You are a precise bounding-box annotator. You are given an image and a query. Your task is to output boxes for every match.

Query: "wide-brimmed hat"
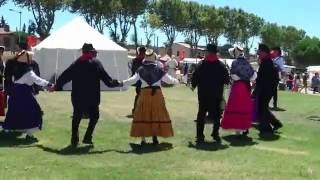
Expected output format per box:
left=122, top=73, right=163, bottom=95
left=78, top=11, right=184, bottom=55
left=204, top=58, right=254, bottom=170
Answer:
left=16, top=50, right=33, bottom=63
left=258, top=44, right=270, bottom=53
left=144, top=49, right=156, bottom=61
left=205, top=44, right=218, bottom=53
left=81, top=43, right=96, bottom=53
left=228, top=46, right=244, bottom=58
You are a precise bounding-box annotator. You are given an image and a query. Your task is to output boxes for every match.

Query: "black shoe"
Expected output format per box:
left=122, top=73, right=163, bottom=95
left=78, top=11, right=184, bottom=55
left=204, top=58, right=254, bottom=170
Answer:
left=25, top=135, right=38, bottom=143
left=242, top=130, right=249, bottom=136
left=82, top=137, right=93, bottom=145
left=273, top=122, right=283, bottom=131
left=213, top=135, right=221, bottom=143
left=195, top=138, right=204, bottom=145
left=152, top=136, right=159, bottom=145
left=140, top=140, right=147, bottom=146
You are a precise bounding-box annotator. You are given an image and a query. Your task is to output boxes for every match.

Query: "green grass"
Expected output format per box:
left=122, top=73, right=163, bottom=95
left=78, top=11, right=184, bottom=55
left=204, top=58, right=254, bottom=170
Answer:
left=0, top=85, right=319, bottom=180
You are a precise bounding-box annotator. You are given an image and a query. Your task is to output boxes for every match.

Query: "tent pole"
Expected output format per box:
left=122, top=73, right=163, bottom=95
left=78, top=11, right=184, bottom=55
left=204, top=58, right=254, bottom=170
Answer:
left=112, top=51, right=122, bottom=92
left=54, top=49, right=59, bottom=84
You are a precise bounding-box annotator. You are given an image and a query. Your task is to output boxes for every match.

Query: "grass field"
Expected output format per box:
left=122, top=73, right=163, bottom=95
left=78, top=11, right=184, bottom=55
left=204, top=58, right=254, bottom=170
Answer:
left=0, top=85, right=319, bottom=180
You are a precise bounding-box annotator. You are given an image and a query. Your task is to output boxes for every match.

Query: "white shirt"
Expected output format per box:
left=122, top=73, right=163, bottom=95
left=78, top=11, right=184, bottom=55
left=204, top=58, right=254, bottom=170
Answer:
left=166, top=59, right=178, bottom=69
left=15, top=70, right=49, bottom=87
left=123, top=73, right=179, bottom=88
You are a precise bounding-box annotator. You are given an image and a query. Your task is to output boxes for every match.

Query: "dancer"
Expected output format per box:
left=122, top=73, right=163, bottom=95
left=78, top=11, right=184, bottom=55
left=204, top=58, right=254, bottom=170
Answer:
left=192, top=44, right=229, bottom=143
left=221, top=46, right=256, bottom=135
left=55, top=43, right=120, bottom=146
left=2, top=49, right=53, bottom=142
left=254, top=44, right=283, bottom=135
left=122, top=49, right=178, bottom=145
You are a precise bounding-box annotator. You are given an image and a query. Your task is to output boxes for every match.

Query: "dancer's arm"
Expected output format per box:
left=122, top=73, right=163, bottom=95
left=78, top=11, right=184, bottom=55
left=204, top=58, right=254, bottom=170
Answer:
left=122, top=73, right=140, bottom=86
left=162, top=73, right=179, bottom=85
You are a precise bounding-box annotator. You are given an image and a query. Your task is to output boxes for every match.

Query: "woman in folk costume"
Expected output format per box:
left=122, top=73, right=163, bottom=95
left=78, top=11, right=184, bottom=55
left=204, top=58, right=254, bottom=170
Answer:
left=122, top=49, right=179, bottom=145
left=221, top=46, right=257, bottom=135
left=2, top=50, right=53, bottom=142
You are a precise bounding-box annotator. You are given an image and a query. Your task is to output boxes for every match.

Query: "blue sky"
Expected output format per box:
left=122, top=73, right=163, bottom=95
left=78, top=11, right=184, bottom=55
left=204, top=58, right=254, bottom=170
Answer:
left=1, top=0, right=319, bottom=47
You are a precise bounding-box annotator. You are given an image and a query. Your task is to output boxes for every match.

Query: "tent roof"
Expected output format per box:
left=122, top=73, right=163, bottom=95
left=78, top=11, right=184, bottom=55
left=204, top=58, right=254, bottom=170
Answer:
left=34, top=17, right=126, bottom=51
left=307, top=66, right=320, bottom=72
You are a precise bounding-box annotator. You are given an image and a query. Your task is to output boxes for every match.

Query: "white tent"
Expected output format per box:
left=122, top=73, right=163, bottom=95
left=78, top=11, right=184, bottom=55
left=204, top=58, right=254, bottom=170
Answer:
left=33, top=17, right=129, bottom=90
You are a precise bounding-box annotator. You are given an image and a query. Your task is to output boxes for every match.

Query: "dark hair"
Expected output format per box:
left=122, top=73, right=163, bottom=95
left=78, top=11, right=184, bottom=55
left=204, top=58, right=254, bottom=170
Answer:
left=271, top=47, right=282, bottom=55
left=138, top=46, right=146, bottom=53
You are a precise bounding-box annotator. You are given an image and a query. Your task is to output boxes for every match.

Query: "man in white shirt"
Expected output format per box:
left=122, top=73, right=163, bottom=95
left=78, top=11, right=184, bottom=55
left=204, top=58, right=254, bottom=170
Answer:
left=270, top=47, right=285, bottom=110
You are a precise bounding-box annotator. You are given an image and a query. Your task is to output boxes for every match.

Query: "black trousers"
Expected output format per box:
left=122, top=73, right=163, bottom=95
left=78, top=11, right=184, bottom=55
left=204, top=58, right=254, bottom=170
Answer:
left=271, top=82, right=279, bottom=108
left=196, top=99, right=222, bottom=140
left=257, top=93, right=280, bottom=132
left=72, top=106, right=100, bottom=140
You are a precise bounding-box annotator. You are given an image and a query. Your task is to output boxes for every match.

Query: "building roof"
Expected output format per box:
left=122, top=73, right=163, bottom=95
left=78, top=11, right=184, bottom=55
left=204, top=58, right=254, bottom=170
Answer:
left=0, top=28, right=14, bottom=35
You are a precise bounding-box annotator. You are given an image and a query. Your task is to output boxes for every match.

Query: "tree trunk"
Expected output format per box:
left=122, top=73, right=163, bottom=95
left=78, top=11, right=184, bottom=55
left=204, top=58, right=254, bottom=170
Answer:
left=133, top=21, right=138, bottom=55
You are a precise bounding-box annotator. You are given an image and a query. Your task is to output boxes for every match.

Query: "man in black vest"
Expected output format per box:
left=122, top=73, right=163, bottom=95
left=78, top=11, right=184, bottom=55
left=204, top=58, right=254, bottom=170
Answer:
left=192, top=44, right=229, bottom=144
left=254, top=44, right=283, bottom=135
left=55, top=43, right=120, bottom=146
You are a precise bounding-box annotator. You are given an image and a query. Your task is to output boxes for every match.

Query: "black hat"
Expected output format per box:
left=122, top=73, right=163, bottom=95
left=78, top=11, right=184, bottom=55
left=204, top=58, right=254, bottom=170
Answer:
left=138, top=46, right=146, bottom=53
left=258, top=44, right=270, bottom=53
left=206, top=44, right=218, bottom=53
left=0, top=46, right=4, bottom=51
left=18, top=42, right=29, bottom=50
left=82, top=43, right=96, bottom=53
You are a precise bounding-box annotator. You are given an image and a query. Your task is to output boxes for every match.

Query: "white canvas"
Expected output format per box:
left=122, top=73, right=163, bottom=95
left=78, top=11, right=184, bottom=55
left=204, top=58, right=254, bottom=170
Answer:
left=33, top=17, right=129, bottom=90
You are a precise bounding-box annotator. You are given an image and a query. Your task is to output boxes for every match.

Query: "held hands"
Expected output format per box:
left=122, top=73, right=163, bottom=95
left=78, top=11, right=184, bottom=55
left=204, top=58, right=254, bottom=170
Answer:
left=47, top=84, right=56, bottom=92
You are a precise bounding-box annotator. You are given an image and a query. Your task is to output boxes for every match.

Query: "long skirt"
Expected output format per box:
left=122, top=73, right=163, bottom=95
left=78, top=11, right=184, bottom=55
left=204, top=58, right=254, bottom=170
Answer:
left=221, top=81, right=253, bottom=131
left=131, top=88, right=174, bottom=137
left=2, top=84, right=43, bottom=132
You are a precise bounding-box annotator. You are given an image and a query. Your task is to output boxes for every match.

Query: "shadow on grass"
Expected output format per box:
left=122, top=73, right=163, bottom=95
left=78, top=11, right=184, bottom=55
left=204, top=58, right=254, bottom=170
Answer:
left=269, top=107, right=286, bottom=111
left=223, top=135, right=258, bottom=147
left=117, top=142, right=173, bottom=154
left=37, top=144, right=115, bottom=155
left=258, top=133, right=280, bottom=141
left=188, top=141, right=228, bottom=151
left=307, top=115, right=320, bottom=122
left=0, top=131, right=37, bottom=148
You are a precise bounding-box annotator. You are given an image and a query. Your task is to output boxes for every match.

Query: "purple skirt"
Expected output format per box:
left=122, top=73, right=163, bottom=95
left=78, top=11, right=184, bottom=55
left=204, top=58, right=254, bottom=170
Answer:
left=2, top=84, right=43, bottom=131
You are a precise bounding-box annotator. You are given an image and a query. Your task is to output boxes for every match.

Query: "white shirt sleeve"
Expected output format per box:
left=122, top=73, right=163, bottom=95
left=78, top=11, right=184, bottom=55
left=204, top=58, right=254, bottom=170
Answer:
left=231, top=74, right=241, bottom=81
left=123, top=73, right=140, bottom=86
left=250, top=72, right=257, bottom=81
left=161, top=73, right=179, bottom=84
left=29, top=71, right=49, bottom=87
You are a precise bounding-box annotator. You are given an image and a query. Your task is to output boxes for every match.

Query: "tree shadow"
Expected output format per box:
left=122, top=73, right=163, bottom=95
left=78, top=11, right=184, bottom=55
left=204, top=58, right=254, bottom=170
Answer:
left=187, top=141, right=229, bottom=151
left=36, top=144, right=115, bottom=156
left=223, top=135, right=258, bottom=147
left=258, top=133, right=280, bottom=141
left=0, top=131, right=37, bottom=148
left=117, top=142, right=173, bottom=154
left=307, top=115, right=320, bottom=122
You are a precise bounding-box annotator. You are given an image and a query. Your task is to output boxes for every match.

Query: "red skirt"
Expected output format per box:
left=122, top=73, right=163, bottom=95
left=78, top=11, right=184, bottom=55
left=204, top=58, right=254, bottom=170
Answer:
left=221, top=81, right=253, bottom=131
